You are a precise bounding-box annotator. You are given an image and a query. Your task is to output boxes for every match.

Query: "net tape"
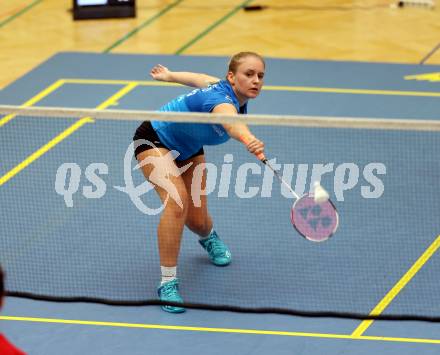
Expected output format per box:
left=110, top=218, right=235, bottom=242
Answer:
left=1, top=104, right=440, bottom=130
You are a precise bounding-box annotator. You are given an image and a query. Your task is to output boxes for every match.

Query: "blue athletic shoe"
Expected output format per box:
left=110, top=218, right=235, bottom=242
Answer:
left=199, top=231, right=232, bottom=266
left=157, top=279, right=185, bottom=313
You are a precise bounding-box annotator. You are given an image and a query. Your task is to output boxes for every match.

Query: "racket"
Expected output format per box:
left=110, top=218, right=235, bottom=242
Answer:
left=241, top=137, right=339, bottom=242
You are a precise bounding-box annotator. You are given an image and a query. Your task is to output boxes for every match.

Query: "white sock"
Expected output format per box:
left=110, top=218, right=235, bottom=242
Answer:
left=199, top=228, right=214, bottom=241
left=160, top=266, right=177, bottom=285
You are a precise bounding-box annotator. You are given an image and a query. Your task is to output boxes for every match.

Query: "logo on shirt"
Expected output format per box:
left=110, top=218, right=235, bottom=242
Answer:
left=224, top=95, right=233, bottom=102
left=211, top=124, right=225, bottom=137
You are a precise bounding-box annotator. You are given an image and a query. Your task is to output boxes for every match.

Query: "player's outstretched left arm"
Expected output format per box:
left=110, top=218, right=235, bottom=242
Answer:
left=150, top=64, right=220, bottom=88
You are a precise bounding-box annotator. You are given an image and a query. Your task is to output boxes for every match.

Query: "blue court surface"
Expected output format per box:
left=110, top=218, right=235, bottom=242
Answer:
left=1, top=52, right=440, bottom=354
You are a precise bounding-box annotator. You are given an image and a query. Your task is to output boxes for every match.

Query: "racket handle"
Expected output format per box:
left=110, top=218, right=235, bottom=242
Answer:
left=238, top=135, right=266, bottom=161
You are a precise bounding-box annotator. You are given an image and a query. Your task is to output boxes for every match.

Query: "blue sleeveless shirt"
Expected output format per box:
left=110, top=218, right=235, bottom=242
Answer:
left=151, top=80, right=247, bottom=161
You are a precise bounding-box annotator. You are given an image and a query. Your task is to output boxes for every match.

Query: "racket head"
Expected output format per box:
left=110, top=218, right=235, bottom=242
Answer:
left=290, top=194, right=339, bottom=242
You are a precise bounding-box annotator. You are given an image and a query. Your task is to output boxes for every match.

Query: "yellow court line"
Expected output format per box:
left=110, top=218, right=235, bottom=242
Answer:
left=1, top=316, right=439, bottom=344
left=61, top=78, right=440, bottom=98
left=0, top=82, right=138, bottom=186
left=264, top=85, right=440, bottom=97
left=405, top=73, right=440, bottom=82
left=0, top=79, right=65, bottom=127
left=93, top=82, right=138, bottom=110
left=0, top=117, right=92, bottom=186
left=64, top=78, right=182, bottom=87
left=352, top=235, right=440, bottom=337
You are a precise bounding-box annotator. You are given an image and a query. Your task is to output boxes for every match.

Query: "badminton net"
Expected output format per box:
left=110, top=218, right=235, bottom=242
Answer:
left=1, top=105, right=440, bottom=321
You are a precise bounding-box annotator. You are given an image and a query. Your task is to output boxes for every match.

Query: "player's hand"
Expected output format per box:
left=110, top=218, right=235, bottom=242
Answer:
left=150, top=64, right=172, bottom=82
left=245, top=136, right=265, bottom=159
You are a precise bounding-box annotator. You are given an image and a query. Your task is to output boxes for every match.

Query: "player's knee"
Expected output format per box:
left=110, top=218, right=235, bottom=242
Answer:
left=168, top=190, right=189, bottom=220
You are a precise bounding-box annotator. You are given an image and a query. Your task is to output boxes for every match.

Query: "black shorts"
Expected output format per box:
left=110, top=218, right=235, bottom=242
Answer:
left=133, top=121, right=204, bottom=160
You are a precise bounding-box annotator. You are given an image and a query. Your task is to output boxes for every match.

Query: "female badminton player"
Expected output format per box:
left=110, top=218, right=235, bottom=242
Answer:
left=133, top=52, right=266, bottom=313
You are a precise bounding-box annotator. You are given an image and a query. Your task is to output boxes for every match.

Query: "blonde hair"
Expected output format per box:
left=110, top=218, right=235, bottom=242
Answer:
left=227, top=52, right=265, bottom=74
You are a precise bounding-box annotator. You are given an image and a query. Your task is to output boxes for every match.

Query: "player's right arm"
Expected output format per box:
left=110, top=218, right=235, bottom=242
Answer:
left=212, top=103, right=265, bottom=157
left=150, top=64, right=220, bottom=88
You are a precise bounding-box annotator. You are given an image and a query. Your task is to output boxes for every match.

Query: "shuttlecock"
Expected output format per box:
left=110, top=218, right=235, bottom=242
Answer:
left=313, top=181, right=329, bottom=203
